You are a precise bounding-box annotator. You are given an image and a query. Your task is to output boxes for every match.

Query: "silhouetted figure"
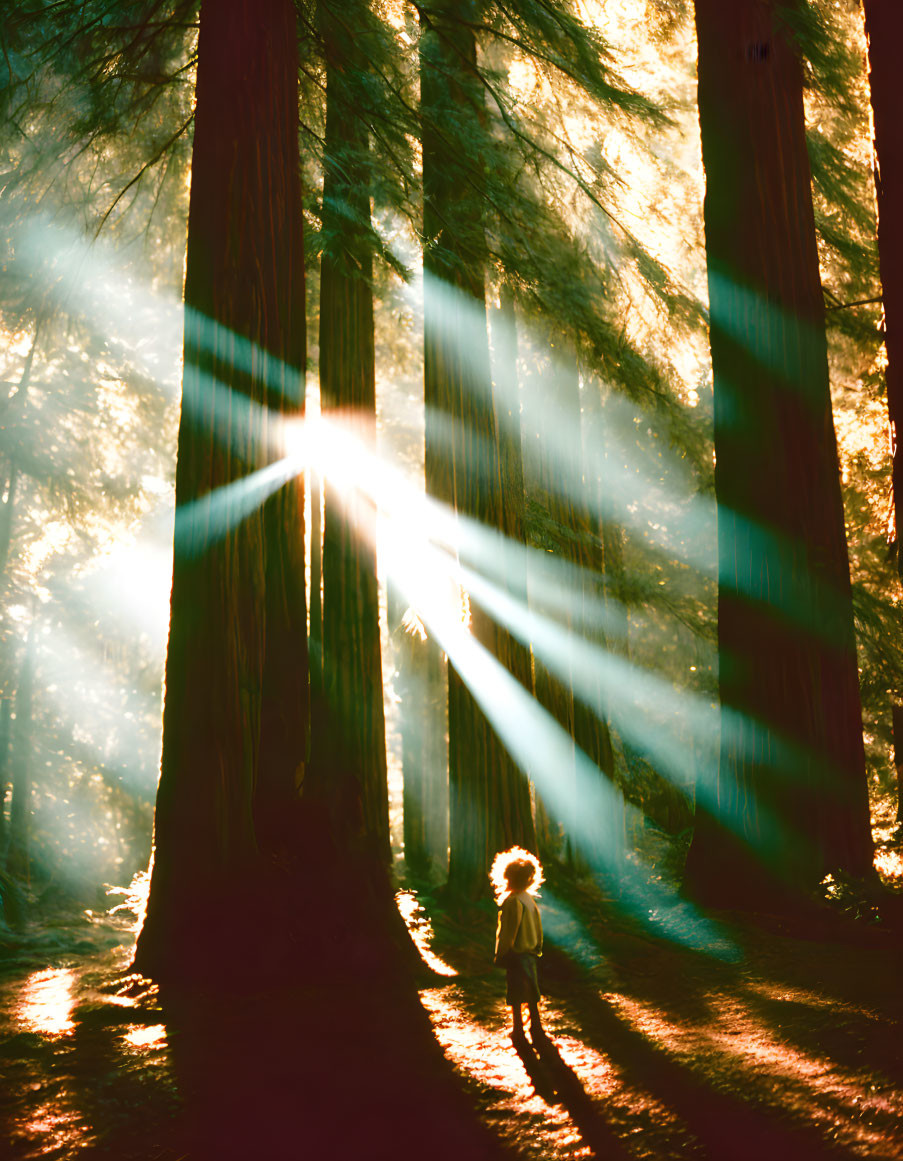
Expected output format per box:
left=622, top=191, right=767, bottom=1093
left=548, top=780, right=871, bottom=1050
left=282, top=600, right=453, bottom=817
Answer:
left=491, top=847, right=548, bottom=1046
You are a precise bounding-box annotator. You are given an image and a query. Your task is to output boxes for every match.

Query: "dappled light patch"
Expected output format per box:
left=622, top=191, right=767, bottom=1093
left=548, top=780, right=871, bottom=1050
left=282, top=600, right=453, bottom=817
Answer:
left=14, top=1101, right=91, bottom=1157
left=421, top=984, right=540, bottom=1102
left=0, top=908, right=900, bottom=1160
left=420, top=983, right=598, bottom=1159
left=419, top=981, right=692, bottom=1159
left=15, top=968, right=77, bottom=1037
left=123, top=1022, right=167, bottom=1051
left=873, top=847, right=903, bottom=883
left=743, top=978, right=886, bottom=1024
left=603, top=987, right=903, bottom=1155
left=395, top=890, right=457, bottom=976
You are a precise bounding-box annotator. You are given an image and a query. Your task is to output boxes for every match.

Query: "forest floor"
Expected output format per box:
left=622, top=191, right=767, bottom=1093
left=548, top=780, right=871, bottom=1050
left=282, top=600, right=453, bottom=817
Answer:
left=1, top=850, right=902, bottom=1161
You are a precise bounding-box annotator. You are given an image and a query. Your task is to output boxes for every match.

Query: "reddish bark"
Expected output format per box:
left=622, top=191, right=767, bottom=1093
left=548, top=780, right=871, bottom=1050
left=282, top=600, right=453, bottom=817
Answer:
left=684, top=0, right=873, bottom=905
left=135, top=0, right=308, bottom=980
left=862, top=0, right=903, bottom=576
left=316, top=0, right=389, bottom=862
left=862, top=0, right=903, bottom=826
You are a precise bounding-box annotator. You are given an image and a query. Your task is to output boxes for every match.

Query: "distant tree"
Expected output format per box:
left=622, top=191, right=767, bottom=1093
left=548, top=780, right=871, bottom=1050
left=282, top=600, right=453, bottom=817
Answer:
left=521, top=335, right=617, bottom=868
left=420, top=3, right=535, bottom=898
left=135, top=0, right=308, bottom=980
left=6, top=624, right=35, bottom=879
left=489, top=283, right=534, bottom=755
left=0, top=697, right=11, bottom=852
left=393, top=580, right=449, bottom=874
left=0, top=325, right=41, bottom=588
left=684, top=0, right=874, bottom=905
left=521, top=339, right=579, bottom=858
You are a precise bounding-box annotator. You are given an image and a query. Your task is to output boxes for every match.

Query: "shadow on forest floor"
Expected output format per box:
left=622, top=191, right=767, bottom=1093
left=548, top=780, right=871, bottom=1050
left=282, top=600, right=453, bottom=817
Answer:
left=0, top=888, right=902, bottom=1161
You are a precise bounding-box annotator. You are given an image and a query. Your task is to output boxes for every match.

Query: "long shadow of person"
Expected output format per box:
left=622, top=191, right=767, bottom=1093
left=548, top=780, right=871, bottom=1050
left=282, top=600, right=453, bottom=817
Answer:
left=508, top=1029, right=558, bottom=1104
left=509, top=1029, right=633, bottom=1161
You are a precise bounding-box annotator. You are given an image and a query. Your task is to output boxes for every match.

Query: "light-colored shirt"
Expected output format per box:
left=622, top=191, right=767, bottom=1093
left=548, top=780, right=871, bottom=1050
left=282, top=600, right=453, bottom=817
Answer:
left=495, top=891, right=543, bottom=962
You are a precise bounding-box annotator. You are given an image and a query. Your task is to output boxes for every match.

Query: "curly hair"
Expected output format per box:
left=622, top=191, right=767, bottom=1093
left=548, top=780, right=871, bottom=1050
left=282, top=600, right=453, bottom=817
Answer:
left=489, top=846, right=544, bottom=904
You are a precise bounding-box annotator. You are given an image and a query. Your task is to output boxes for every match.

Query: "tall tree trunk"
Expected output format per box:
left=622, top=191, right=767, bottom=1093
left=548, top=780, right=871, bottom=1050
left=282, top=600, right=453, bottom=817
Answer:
left=573, top=376, right=619, bottom=873
left=135, top=0, right=308, bottom=982
left=7, top=625, right=35, bottom=880
left=583, top=378, right=631, bottom=878
left=892, top=701, right=903, bottom=827
left=684, top=0, right=874, bottom=907
left=0, top=696, right=10, bottom=854
left=488, top=285, right=538, bottom=851
left=521, top=340, right=576, bottom=862
left=523, top=339, right=617, bottom=868
left=490, top=286, right=534, bottom=717
left=862, top=1, right=903, bottom=578
left=393, top=579, right=449, bottom=874
left=0, top=322, right=40, bottom=587
left=421, top=8, right=535, bottom=897
left=309, top=466, right=323, bottom=689
left=316, top=0, right=389, bottom=863
left=862, top=1, right=903, bottom=827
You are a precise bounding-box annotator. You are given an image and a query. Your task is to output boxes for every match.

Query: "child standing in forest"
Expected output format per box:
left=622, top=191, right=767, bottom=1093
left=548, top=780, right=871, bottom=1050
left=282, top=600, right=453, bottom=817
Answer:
left=491, top=847, right=547, bottom=1046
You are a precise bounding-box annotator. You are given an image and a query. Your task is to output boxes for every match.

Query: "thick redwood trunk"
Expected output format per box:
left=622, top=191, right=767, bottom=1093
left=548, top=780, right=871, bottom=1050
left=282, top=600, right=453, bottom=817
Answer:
left=135, top=0, right=308, bottom=981
left=421, top=10, right=535, bottom=897
left=316, top=1, right=390, bottom=863
left=684, top=0, right=873, bottom=906
left=309, top=468, right=323, bottom=688
left=862, top=1, right=903, bottom=826
left=862, top=1, right=903, bottom=577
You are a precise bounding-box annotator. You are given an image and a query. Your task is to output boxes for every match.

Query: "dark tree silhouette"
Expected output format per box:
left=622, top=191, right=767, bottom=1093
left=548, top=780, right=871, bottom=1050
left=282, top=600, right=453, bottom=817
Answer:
left=863, top=0, right=903, bottom=570
left=6, top=624, right=35, bottom=879
left=862, top=0, right=903, bottom=824
left=135, top=0, right=308, bottom=981
left=316, top=0, right=390, bottom=862
left=684, top=0, right=874, bottom=905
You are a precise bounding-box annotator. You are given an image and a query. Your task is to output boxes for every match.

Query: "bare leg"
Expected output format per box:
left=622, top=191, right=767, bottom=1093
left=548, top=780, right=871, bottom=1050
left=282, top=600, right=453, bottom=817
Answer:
left=527, top=1002, right=547, bottom=1042
left=511, top=1003, right=526, bottom=1039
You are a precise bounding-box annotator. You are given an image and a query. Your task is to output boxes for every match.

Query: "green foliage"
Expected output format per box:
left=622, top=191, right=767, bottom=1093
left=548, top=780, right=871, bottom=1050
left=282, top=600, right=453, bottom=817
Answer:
left=0, top=0, right=191, bottom=896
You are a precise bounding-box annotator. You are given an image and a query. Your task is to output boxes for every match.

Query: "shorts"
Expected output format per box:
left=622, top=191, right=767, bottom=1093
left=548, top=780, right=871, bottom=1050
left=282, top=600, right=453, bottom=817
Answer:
left=505, top=952, right=541, bottom=1006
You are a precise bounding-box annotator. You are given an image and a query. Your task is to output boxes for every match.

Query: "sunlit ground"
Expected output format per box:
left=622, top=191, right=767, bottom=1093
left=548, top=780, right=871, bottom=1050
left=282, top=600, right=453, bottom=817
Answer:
left=389, top=881, right=903, bottom=1159
left=603, top=989, right=901, bottom=1153
left=16, top=968, right=77, bottom=1036
left=0, top=946, right=172, bottom=1161
left=123, top=1022, right=167, bottom=1050
left=414, top=970, right=902, bottom=1160
left=396, top=890, right=458, bottom=977
left=420, top=983, right=637, bottom=1161
left=0, top=900, right=900, bottom=1161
